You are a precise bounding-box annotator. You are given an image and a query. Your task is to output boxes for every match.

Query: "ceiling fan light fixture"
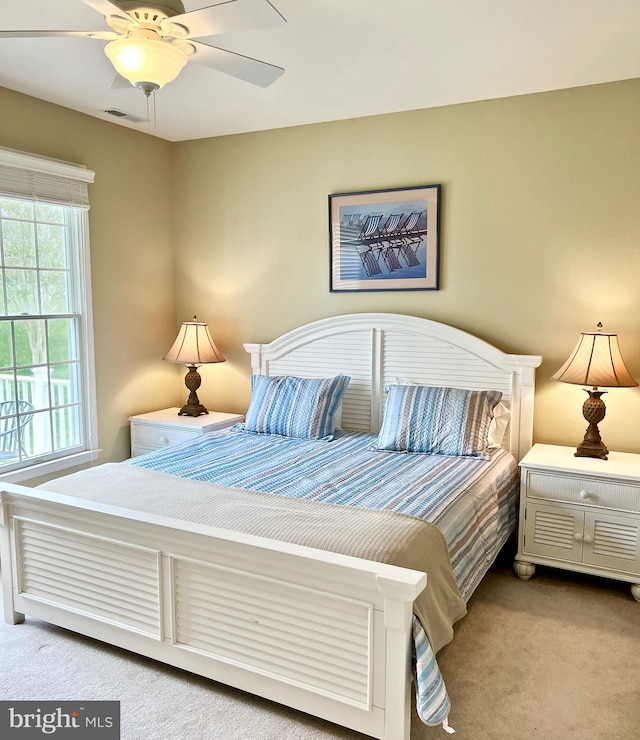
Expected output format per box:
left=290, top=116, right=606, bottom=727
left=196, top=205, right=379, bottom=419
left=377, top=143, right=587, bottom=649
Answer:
left=104, top=36, right=187, bottom=91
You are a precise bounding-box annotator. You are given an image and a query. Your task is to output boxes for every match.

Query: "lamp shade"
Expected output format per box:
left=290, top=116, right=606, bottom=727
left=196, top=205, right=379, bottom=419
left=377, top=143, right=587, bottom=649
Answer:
left=104, top=37, right=188, bottom=90
left=163, top=317, right=225, bottom=366
left=552, top=326, right=637, bottom=388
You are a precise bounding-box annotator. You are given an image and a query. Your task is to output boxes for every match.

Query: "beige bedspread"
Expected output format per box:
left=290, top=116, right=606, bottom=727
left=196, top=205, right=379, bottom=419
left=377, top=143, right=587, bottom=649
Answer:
left=40, top=462, right=467, bottom=652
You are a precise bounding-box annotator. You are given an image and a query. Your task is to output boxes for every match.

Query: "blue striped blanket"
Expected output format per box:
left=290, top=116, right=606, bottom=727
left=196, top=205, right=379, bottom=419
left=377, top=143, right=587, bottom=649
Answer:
left=129, top=427, right=518, bottom=729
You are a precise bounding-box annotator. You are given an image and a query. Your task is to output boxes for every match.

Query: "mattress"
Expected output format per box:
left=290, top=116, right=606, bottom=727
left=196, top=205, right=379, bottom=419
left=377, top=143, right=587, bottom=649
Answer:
left=129, top=427, right=519, bottom=602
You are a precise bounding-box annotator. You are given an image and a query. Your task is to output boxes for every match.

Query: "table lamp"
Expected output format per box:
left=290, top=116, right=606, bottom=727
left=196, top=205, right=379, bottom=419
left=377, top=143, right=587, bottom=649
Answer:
left=552, top=323, right=637, bottom=460
left=163, top=316, right=225, bottom=416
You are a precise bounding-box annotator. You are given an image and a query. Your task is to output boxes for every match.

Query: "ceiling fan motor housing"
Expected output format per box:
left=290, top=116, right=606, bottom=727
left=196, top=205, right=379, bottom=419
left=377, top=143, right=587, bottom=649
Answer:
left=110, top=0, right=186, bottom=21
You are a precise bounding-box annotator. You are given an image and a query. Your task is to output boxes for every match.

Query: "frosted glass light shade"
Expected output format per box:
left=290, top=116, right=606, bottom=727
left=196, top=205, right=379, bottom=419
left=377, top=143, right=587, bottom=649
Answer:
left=105, top=37, right=188, bottom=90
left=163, top=317, right=225, bottom=366
left=552, top=328, right=637, bottom=388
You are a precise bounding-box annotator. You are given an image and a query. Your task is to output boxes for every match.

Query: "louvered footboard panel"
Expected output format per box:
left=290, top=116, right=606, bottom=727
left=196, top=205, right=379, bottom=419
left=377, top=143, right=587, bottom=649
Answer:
left=172, top=556, right=374, bottom=709
left=14, top=517, right=162, bottom=637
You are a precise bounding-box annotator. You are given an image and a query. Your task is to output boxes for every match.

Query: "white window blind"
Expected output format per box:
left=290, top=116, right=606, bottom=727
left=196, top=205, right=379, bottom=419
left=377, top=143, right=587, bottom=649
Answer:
left=0, top=147, right=95, bottom=209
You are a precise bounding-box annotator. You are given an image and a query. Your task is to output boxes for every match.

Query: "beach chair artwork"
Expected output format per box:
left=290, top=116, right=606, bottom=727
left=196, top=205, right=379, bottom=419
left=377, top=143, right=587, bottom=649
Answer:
left=329, top=185, right=440, bottom=291
left=338, top=208, right=428, bottom=277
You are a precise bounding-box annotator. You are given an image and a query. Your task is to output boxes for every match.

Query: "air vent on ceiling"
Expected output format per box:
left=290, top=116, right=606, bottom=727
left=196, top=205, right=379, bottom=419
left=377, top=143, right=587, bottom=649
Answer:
left=103, top=109, right=148, bottom=124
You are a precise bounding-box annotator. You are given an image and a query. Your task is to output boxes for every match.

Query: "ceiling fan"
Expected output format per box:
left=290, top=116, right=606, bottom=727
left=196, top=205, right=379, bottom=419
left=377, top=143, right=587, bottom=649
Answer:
left=0, top=0, right=286, bottom=96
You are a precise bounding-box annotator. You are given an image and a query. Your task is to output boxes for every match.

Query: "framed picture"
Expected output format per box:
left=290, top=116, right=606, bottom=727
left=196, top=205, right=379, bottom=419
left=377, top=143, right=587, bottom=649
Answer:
left=329, top=184, right=440, bottom=292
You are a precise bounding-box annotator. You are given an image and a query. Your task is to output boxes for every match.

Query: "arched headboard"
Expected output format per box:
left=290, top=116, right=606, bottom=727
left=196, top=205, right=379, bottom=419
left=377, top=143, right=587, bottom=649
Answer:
left=244, top=313, right=542, bottom=460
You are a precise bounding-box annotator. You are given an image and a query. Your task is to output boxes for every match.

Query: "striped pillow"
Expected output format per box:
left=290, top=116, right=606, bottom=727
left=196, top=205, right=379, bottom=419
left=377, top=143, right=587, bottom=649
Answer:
left=244, top=374, right=350, bottom=440
left=374, top=384, right=502, bottom=457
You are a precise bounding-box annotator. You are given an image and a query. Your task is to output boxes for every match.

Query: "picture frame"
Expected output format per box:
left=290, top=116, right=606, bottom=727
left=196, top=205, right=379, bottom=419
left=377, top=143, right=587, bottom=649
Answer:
left=328, top=184, right=440, bottom=292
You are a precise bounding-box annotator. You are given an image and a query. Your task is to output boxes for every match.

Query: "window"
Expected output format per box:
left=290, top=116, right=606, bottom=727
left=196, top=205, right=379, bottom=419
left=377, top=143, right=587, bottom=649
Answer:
left=0, top=148, right=97, bottom=482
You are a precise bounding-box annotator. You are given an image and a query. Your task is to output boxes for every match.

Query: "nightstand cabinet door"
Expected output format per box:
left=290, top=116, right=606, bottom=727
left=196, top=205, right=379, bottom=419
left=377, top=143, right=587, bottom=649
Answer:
left=523, top=502, right=640, bottom=574
left=584, top=510, right=640, bottom=574
left=523, top=502, right=584, bottom=562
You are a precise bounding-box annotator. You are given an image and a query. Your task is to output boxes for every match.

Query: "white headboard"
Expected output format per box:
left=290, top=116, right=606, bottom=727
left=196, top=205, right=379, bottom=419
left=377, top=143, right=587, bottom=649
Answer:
left=244, top=313, right=542, bottom=460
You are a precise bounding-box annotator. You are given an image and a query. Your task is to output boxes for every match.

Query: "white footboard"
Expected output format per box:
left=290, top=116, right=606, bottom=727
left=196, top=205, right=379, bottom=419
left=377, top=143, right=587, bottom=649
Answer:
left=0, top=484, right=426, bottom=740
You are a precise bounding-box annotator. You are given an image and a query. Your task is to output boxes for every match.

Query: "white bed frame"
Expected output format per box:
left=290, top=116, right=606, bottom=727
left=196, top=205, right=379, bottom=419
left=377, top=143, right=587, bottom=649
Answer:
left=1, top=313, right=541, bottom=739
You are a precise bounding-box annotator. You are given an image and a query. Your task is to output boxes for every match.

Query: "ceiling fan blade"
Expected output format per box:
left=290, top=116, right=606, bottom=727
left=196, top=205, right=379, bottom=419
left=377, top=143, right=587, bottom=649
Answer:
left=81, top=0, right=129, bottom=20
left=173, top=0, right=286, bottom=39
left=0, top=29, right=116, bottom=39
left=189, top=39, right=284, bottom=87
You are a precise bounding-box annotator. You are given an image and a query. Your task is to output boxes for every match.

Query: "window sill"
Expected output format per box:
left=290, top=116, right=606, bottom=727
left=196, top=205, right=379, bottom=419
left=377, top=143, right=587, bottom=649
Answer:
left=0, top=449, right=102, bottom=484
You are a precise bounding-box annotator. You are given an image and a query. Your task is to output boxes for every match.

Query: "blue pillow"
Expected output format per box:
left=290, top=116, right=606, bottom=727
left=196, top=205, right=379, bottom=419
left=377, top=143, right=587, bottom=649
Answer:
left=244, top=374, right=350, bottom=440
left=374, top=384, right=502, bottom=457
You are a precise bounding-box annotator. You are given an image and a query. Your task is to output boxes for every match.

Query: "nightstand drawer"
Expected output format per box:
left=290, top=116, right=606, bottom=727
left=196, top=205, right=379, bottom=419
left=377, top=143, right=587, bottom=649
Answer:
left=132, top=424, right=197, bottom=449
left=526, top=471, right=640, bottom=513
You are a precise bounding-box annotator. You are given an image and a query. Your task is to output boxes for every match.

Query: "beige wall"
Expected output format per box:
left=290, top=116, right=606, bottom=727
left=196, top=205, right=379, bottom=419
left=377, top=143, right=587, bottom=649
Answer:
left=0, top=86, right=182, bottom=474
left=3, top=77, right=640, bottom=468
left=172, top=78, right=640, bottom=454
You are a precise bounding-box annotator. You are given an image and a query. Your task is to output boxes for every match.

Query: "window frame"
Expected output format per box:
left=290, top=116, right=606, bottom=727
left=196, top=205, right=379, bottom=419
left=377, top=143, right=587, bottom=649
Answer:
left=0, top=147, right=99, bottom=483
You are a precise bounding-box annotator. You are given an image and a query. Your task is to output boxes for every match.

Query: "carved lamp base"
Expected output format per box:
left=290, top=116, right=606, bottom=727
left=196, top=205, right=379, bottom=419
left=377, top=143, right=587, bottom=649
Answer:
left=177, top=365, right=209, bottom=417
left=575, top=389, right=608, bottom=460
left=178, top=402, right=209, bottom=417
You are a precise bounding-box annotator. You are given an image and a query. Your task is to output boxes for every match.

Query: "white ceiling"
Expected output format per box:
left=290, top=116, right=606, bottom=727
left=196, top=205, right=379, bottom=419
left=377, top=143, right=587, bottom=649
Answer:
left=1, top=0, right=640, bottom=142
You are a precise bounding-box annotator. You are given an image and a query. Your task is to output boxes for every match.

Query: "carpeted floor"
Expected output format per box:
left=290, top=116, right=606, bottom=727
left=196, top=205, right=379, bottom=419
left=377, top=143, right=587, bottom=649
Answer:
left=2, top=546, right=639, bottom=739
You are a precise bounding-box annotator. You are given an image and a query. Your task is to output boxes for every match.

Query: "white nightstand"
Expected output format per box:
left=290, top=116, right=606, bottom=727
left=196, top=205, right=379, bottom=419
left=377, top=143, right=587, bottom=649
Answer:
left=515, top=443, right=640, bottom=601
left=129, top=408, right=244, bottom=457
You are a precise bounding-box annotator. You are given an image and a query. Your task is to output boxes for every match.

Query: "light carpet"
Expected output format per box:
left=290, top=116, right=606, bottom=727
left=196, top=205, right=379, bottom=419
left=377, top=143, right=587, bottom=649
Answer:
left=1, top=547, right=639, bottom=739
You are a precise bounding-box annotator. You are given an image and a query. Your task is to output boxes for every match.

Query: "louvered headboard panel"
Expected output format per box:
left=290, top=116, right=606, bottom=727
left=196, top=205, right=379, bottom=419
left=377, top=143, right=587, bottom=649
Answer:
left=381, top=332, right=514, bottom=397
left=244, top=313, right=542, bottom=460
left=263, top=329, right=373, bottom=432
